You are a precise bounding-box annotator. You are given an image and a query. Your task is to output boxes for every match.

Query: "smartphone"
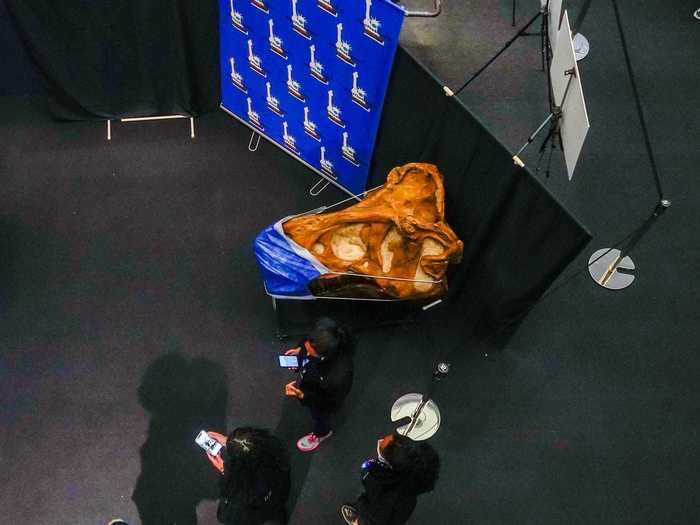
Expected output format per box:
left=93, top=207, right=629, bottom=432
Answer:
left=195, top=430, right=223, bottom=455
left=278, top=355, right=299, bottom=368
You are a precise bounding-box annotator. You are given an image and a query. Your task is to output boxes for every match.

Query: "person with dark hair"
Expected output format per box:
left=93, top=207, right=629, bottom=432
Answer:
left=283, top=317, right=354, bottom=452
left=206, top=427, right=291, bottom=525
left=340, top=433, right=440, bottom=525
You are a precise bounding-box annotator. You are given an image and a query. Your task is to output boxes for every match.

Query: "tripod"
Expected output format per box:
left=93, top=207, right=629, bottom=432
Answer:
left=587, top=0, right=671, bottom=291
left=512, top=65, right=574, bottom=176
left=588, top=201, right=671, bottom=290
left=513, top=0, right=591, bottom=60
left=444, top=1, right=552, bottom=98
left=391, top=361, right=450, bottom=441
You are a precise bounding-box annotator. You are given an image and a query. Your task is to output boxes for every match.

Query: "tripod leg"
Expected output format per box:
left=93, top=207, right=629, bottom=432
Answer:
left=538, top=125, right=555, bottom=153
left=545, top=139, right=555, bottom=178
left=541, top=10, right=547, bottom=72
left=534, top=145, right=547, bottom=175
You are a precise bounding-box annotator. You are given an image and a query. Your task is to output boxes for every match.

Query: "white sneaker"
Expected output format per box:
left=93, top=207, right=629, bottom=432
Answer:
left=341, top=504, right=359, bottom=524
left=296, top=431, right=333, bottom=452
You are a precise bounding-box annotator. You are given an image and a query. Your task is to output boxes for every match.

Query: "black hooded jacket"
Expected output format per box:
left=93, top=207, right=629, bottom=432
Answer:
left=217, top=453, right=290, bottom=525
left=296, top=344, right=353, bottom=411
left=356, top=460, right=423, bottom=525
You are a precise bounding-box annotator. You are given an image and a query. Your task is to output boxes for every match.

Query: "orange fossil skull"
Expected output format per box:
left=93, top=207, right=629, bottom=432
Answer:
left=283, top=163, right=464, bottom=300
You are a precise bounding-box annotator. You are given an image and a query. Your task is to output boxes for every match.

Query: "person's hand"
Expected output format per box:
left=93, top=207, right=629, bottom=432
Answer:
left=204, top=430, right=226, bottom=474
left=208, top=431, right=227, bottom=446
left=285, top=381, right=304, bottom=399
left=285, top=346, right=301, bottom=356
left=284, top=381, right=297, bottom=396
left=207, top=451, right=225, bottom=474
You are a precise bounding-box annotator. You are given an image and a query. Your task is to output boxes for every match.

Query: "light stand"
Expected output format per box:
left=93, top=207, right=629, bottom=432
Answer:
left=443, top=3, right=549, bottom=97
left=390, top=361, right=449, bottom=441
left=588, top=201, right=671, bottom=290
left=514, top=10, right=590, bottom=179
left=512, top=66, right=575, bottom=174
left=588, top=0, right=670, bottom=290
left=571, top=0, right=592, bottom=60
left=572, top=33, right=590, bottom=61
left=513, top=0, right=590, bottom=60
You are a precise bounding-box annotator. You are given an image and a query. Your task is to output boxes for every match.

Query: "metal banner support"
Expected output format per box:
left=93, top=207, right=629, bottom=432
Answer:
left=405, top=0, right=442, bottom=18
left=106, top=115, right=195, bottom=141
left=248, top=131, right=261, bottom=152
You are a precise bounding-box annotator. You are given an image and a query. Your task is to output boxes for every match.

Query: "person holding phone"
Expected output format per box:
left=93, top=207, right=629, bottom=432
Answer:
left=205, top=428, right=291, bottom=525
left=340, top=432, right=440, bottom=525
left=283, top=317, right=354, bottom=452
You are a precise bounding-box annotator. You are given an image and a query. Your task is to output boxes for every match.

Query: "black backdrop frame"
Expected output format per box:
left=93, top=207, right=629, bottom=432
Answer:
left=370, top=47, right=591, bottom=329
left=274, top=48, right=590, bottom=338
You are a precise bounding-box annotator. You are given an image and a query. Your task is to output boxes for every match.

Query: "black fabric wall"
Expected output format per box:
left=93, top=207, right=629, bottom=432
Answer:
left=372, top=49, right=591, bottom=328
left=0, top=0, right=43, bottom=96
left=5, top=0, right=219, bottom=119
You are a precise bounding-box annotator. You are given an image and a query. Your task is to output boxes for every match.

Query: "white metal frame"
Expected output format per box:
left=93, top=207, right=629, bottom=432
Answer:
left=405, top=0, right=442, bottom=17
left=106, top=114, right=195, bottom=140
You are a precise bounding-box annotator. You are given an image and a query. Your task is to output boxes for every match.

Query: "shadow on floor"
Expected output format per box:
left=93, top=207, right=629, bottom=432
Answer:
left=132, top=353, right=228, bottom=525
left=273, top=397, right=315, bottom=519
left=0, top=216, right=19, bottom=309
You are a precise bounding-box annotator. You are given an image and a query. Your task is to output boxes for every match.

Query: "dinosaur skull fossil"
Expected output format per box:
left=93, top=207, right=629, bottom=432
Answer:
left=283, top=163, right=463, bottom=300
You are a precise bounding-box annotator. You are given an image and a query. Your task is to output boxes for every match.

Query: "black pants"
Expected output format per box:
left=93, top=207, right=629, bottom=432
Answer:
left=310, top=405, right=333, bottom=436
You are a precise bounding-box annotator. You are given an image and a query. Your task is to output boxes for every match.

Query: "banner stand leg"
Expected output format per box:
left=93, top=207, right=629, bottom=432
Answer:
left=405, top=0, right=442, bottom=18
left=309, top=177, right=331, bottom=197
left=248, top=131, right=261, bottom=152
left=105, top=115, right=195, bottom=141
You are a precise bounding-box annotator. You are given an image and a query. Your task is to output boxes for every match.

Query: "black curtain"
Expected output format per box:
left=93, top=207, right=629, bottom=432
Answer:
left=5, top=0, right=219, bottom=120
left=372, top=49, right=591, bottom=327
left=0, top=0, right=43, bottom=96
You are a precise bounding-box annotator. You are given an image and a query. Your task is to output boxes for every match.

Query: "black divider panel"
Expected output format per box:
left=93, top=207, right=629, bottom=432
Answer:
left=372, top=48, right=591, bottom=327
left=5, top=1, right=220, bottom=119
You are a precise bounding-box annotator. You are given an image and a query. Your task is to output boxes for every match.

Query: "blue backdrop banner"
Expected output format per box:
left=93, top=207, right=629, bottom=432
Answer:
left=219, top=0, right=405, bottom=195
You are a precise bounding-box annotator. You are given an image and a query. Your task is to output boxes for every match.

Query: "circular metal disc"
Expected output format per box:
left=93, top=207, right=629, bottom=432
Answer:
left=588, top=248, right=636, bottom=290
left=573, top=33, right=590, bottom=61
left=391, top=393, right=441, bottom=441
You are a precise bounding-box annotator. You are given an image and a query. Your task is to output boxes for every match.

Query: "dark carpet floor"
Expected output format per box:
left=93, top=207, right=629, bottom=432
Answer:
left=1, top=1, right=699, bottom=524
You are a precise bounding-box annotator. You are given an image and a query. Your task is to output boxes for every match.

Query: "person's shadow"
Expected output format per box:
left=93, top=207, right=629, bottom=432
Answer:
left=132, top=353, right=228, bottom=525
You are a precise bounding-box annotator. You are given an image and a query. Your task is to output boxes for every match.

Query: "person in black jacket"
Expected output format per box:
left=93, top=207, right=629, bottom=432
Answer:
left=340, top=432, right=440, bottom=525
left=283, top=317, right=354, bottom=452
left=206, top=427, right=291, bottom=525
